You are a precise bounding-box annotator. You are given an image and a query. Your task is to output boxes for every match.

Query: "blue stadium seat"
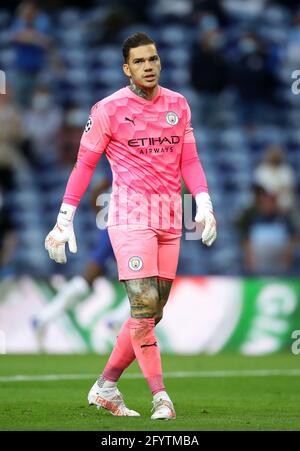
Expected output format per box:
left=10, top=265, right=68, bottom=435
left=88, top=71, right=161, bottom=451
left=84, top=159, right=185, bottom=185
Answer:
left=96, top=46, right=123, bottom=66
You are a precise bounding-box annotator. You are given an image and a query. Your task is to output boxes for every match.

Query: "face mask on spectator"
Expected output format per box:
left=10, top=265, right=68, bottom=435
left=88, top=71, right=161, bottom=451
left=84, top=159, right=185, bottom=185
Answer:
left=199, top=14, right=218, bottom=32
left=32, top=94, right=51, bottom=111
left=240, top=38, right=257, bottom=54
left=209, top=33, right=224, bottom=49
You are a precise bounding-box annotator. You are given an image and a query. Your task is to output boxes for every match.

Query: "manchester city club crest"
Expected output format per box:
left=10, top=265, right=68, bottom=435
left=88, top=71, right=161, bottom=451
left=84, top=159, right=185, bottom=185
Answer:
left=128, top=256, right=143, bottom=271
left=84, top=117, right=92, bottom=132
left=166, top=111, right=179, bottom=125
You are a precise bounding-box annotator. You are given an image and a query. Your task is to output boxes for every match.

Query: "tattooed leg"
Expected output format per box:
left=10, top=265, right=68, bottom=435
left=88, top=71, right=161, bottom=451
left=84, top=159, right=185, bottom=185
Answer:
left=156, top=278, right=173, bottom=324
left=125, top=277, right=166, bottom=395
left=124, top=276, right=160, bottom=321
left=124, top=277, right=173, bottom=325
left=97, top=277, right=160, bottom=387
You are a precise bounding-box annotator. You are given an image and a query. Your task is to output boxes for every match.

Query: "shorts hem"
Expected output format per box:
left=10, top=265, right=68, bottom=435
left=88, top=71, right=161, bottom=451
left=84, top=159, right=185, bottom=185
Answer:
left=158, top=272, right=176, bottom=280
left=119, top=272, right=159, bottom=281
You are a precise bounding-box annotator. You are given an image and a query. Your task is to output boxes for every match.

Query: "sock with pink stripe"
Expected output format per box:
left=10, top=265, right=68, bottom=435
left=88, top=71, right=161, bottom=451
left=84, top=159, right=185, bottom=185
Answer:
left=98, top=318, right=135, bottom=387
left=128, top=317, right=165, bottom=395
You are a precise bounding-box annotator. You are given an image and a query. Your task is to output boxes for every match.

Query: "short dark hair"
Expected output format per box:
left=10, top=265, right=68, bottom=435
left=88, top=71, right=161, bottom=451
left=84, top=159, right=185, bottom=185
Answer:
left=122, top=32, right=156, bottom=63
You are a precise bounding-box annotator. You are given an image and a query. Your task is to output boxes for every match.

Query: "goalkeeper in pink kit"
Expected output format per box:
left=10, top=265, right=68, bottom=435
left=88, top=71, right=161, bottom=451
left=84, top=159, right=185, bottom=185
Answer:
left=45, top=33, right=217, bottom=419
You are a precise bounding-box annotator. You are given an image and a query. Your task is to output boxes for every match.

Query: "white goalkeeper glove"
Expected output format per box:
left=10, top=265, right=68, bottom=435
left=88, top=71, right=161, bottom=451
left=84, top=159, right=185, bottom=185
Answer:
left=45, top=203, right=77, bottom=264
left=195, top=193, right=217, bottom=246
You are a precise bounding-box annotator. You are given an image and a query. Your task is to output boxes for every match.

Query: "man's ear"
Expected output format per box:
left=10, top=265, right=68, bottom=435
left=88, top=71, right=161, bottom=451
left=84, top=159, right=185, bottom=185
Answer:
left=123, top=63, right=130, bottom=78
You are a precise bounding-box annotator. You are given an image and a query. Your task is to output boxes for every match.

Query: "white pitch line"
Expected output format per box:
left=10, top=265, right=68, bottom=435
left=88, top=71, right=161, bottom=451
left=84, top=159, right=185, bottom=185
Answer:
left=1, top=369, right=300, bottom=383
left=0, top=374, right=96, bottom=382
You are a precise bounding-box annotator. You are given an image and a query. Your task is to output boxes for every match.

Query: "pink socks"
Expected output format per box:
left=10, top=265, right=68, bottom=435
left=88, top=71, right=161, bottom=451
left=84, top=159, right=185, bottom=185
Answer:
left=101, top=317, right=165, bottom=395
left=101, top=318, right=135, bottom=382
left=128, top=317, right=165, bottom=395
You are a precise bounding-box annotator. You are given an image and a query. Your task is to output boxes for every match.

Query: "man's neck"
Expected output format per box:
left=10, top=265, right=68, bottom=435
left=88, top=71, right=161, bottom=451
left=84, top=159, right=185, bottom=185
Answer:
left=129, top=80, right=158, bottom=100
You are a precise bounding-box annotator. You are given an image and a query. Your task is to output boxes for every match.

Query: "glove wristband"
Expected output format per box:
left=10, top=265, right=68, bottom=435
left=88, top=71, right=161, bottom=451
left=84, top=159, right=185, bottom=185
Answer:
left=195, top=192, right=213, bottom=212
left=57, top=203, right=77, bottom=226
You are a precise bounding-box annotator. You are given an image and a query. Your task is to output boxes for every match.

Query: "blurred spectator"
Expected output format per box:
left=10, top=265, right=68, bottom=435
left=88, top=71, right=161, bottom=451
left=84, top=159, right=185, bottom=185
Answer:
left=191, top=30, right=228, bottom=94
left=59, top=105, right=86, bottom=166
left=285, top=10, right=300, bottom=68
left=190, top=29, right=228, bottom=124
left=230, top=32, right=278, bottom=125
left=254, top=145, right=296, bottom=212
left=23, top=85, right=63, bottom=167
left=274, top=0, right=299, bottom=12
left=10, top=1, right=52, bottom=108
left=192, top=0, right=228, bottom=27
left=0, top=183, right=17, bottom=274
left=0, top=84, right=27, bottom=179
left=236, top=184, right=298, bottom=275
left=86, top=0, right=150, bottom=46
left=222, top=0, right=266, bottom=20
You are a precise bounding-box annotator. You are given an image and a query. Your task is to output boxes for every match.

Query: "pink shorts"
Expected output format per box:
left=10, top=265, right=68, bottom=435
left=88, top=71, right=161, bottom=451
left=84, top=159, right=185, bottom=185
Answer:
left=107, top=225, right=182, bottom=281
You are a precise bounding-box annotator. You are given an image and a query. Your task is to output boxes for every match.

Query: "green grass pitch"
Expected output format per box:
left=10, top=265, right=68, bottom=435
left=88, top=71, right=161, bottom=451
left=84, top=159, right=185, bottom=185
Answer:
left=0, top=353, right=299, bottom=431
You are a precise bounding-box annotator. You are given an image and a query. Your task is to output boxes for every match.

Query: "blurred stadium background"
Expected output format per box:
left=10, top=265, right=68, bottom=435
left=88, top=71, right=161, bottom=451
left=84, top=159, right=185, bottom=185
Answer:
left=1, top=0, right=300, bottom=431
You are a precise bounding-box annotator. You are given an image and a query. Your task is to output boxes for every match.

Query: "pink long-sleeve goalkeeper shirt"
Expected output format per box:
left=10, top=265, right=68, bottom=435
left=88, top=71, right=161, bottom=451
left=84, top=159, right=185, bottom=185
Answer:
left=63, top=85, right=208, bottom=232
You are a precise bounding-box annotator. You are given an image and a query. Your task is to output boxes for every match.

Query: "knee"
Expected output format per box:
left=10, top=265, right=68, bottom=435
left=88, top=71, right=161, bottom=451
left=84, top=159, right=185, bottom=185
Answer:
left=154, top=311, right=163, bottom=325
left=130, top=285, right=159, bottom=319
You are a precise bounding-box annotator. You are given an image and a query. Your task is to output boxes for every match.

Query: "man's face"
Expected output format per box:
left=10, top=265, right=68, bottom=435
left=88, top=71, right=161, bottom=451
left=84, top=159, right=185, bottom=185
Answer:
left=123, top=44, right=161, bottom=90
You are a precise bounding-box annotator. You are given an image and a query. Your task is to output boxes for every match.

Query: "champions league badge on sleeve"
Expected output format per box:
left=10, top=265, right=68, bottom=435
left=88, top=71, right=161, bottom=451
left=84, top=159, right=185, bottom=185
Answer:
left=84, top=117, right=92, bottom=133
